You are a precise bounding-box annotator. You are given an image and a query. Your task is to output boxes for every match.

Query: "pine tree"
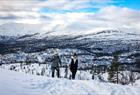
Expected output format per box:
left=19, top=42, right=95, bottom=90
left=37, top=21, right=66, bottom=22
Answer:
left=136, top=58, right=140, bottom=69
left=108, top=55, right=119, bottom=83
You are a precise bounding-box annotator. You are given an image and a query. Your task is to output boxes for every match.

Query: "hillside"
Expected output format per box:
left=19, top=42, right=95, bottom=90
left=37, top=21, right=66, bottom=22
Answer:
left=0, top=28, right=140, bottom=65
left=0, top=68, right=140, bottom=95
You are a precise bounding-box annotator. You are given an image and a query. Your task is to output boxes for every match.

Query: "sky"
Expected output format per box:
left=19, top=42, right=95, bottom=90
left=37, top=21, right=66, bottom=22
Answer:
left=0, top=0, right=140, bottom=35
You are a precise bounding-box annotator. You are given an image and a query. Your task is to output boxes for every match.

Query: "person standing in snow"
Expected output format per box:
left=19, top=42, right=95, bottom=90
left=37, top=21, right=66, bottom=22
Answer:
left=51, top=52, right=61, bottom=78
left=69, top=52, right=78, bottom=79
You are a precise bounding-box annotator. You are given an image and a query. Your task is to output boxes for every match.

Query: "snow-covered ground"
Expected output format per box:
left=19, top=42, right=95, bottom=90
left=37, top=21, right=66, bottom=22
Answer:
left=0, top=68, right=140, bottom=95
left=1, top=63, right=93, bottom=80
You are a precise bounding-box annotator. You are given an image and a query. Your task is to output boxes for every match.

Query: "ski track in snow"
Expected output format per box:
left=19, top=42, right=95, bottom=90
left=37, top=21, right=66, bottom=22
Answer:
left=0, top=68, right=140, bottom=95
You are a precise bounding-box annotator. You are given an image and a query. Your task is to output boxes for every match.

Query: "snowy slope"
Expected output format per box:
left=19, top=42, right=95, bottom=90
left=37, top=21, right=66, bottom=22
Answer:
left=0, top=23, right=140, bottom=65
left=0, top=23, right=140, bottom=40
left=0, top=68, right=140, bottom=95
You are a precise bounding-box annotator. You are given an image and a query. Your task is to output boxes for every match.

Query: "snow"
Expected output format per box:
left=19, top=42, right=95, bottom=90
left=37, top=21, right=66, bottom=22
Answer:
left=0, top=68, right=140, bottom=95
left=1, top=63, right=93, bottom=80
left=135, top=80, right=140, bottom=87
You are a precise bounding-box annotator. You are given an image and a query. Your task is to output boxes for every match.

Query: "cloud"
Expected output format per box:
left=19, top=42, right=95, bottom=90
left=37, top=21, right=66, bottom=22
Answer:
left=96, top=6, right=140, bottom=31
left=0, top=0, right=116, bottom=22
left=0, top=0, right=114, bottom=12
left=0, top=0, right=40, bottom=12
left=0, top=0, right=112, bottom=24
left=0, top=0, right=140, bottom=35
left=40, top=6, right=140, bottom=34
left=37, top=0, right=115, bottom=11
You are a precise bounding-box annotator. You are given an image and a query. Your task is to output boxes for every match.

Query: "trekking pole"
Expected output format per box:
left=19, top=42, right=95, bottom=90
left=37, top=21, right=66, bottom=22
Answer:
left=64, top=56, right=69, bottom=78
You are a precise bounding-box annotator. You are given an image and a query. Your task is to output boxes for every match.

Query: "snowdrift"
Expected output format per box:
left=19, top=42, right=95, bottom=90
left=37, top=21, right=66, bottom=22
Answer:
left=0, top=68, right=140, bottom=95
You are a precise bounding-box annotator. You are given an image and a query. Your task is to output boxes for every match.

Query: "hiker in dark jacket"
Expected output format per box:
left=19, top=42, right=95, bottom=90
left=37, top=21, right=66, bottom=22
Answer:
left=51, top=53, right=61, bottom=78
left=69, top=52, right=78, bottom=79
